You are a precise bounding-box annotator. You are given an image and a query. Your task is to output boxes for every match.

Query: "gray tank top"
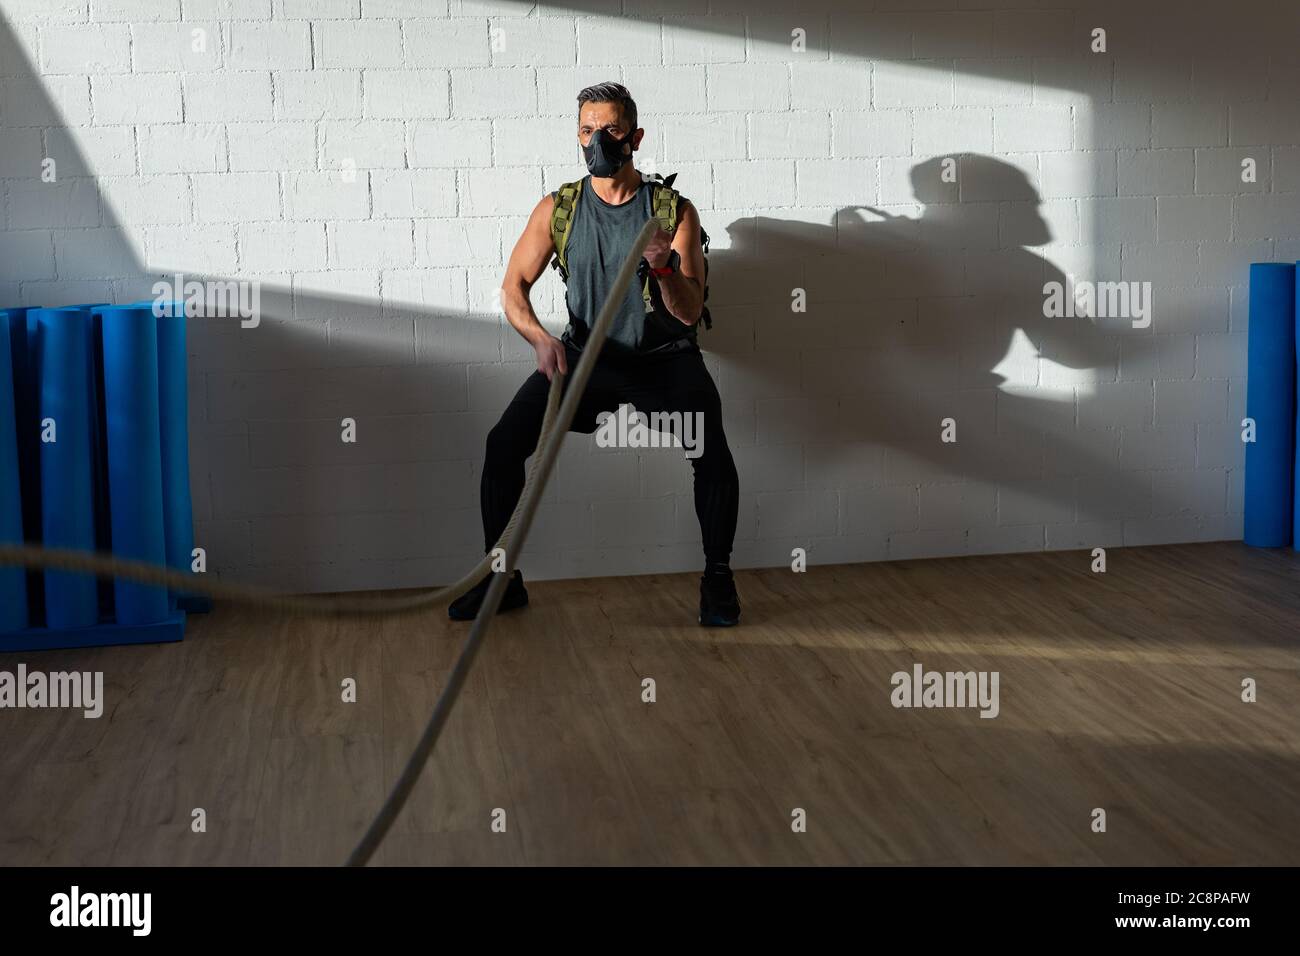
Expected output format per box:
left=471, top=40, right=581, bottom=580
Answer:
left=557, top=175, right=654, bottom=354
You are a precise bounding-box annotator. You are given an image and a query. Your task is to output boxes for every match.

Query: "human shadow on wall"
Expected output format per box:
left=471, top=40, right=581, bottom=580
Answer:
left=707, top=154, right=1157, bottom=544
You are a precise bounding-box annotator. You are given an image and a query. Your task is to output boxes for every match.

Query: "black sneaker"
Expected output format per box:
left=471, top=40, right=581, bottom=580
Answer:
left=699, top=567, right=740, bottom=627
left=447, top=569, right=529, bottom=621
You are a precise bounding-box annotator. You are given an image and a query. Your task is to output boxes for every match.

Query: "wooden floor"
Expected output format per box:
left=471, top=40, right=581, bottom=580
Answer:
left=1, top=541, right=1297, bottom=866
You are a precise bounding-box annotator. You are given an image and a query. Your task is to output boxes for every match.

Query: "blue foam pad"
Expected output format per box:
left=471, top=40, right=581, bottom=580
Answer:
left=99, top=305, right=170, bottom=625
left=1295, top=262, right=1300, bottom=549
left=32, top=307, right=99, bottom=627
left=0, top=311, right=29, bottom=632
left=148, top=300, right=196, bottom=593
left=1244, top=263, right=1296, bottom=547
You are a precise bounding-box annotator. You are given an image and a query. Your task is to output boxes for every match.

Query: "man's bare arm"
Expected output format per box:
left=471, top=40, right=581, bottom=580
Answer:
left=644, top=199, right=706, bottom=326
left=502, top=194, right=569, bottom=379
left=502, top=194, right=559, bottom=347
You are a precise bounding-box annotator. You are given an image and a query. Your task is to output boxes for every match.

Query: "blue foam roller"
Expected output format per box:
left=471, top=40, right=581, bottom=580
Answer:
left=7, top=308, right=44, bottom=625
left=33, top=307, right=99, bottom=628
left=1244, top=263, right=1296, bottom=547
left=153, top=301, right=196, bottom=596
left=0, top=312, right=29, bottom=632
left=88, top=307, right=115, bottom=619
left=133, top=299, right=208, bottom=612
left=1295, top=263, right=1300, bottom=549
left=99, top=306, right=169, bottom=625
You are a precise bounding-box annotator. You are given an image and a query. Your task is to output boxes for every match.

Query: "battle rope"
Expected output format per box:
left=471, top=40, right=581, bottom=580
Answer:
left=0, top=219, right=661, bottom=866
left=0, top=369, right=555, bottom=619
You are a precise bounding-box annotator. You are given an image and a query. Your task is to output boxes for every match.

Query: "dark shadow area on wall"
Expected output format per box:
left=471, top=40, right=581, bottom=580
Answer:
left=0, top=19, right=507, bottom=588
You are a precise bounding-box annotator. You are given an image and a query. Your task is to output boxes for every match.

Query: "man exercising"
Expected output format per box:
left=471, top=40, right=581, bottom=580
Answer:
left=448, top=82, right=741, bottom=627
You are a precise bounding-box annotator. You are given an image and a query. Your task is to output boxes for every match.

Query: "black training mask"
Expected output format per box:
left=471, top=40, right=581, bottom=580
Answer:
left=582, top=128, right=634, bottom=178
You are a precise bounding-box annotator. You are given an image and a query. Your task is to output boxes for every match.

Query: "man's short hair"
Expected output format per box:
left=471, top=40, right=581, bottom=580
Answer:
left=576, top=81, right=637, bottom=133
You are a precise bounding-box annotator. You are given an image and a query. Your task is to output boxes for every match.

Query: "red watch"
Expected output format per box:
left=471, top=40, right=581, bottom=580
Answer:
left=649, top=249, right=680, bottom=277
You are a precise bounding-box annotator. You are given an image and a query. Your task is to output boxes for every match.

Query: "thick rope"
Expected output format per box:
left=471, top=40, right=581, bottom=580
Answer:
left=344, top=220, right=656, bottom=866
left=0, top=219, right=660, bottom=867
left=0, top=381, right=558, bottom=617
left=0, top=382, right=558, bottom=618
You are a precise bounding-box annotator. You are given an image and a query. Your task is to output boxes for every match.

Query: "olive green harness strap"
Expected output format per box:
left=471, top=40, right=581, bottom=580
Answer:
left=550, top=178, right=585, bottom=281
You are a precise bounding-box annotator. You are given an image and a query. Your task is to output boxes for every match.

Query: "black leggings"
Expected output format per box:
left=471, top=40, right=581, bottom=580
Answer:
left=481, top=342, right=739, bottom=566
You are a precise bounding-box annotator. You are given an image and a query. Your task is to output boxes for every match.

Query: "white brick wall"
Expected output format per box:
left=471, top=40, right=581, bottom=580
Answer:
left=2, top=0, right=1289, bottom=590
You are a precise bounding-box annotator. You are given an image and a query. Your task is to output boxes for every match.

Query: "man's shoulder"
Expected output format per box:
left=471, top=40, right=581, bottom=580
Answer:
left=644, top=175, right=693, bottom=206
left=549, top=176, right=590, bottom=205
left=645, top=180, right=696, bottom=225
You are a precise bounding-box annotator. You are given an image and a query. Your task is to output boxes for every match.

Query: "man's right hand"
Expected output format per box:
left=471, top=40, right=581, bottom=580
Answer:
left=535, top=335, right=569, bottom=382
